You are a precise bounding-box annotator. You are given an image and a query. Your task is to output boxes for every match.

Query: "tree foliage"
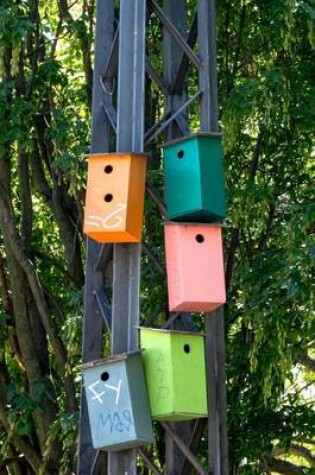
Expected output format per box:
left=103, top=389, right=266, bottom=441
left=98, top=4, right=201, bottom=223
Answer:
left=0, top=0, right=314, bottom=474
left=218, top=1, right=315, bottom=472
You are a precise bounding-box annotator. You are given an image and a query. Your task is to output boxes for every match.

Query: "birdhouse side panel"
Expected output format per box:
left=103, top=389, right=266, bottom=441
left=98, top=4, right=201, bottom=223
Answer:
left=126, top=155, right=147, bottom=241
left=199, top=137, right=227, bottom=221
left=164, top=224, right=185, bottom=312
left=125, top=353, right=154, bottom=443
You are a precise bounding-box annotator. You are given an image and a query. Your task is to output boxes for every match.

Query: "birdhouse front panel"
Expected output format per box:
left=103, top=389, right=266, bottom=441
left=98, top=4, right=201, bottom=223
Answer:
left=139, top=328, right=207, bottom=421
left=80, top=352, right=153, bottom=451
left=163, top=134, right=227, bottom=222
left=83, top=153, right=147, bottom=243
left=165, top=223, right=226, bottom=312
left=139, top=328, right=174, bottom=419
left=170, top=331, right=207, bottom=419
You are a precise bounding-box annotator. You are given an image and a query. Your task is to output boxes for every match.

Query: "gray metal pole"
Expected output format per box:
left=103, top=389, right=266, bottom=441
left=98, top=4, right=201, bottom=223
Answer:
left=163, top=0, right=188, bottom=141
left=198, top=0, right=219, bottom=133
left=77, top=1, right=114, bottom=474
left=198, top=1, right=229, bottom=474
left=108, top=1, right=147, bottom=473
left=163, top=1, right=193, bottom=473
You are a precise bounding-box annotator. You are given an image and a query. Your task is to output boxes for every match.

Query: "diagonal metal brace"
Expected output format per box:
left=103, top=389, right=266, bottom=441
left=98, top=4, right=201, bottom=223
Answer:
left=101, top=100, right=117, bottom=133
left=145, top=90, right=202, bottom=145
left=148, top=0, right=201, bottom=68
left=96, top=244, right=113, bottom=272
left=175, top=113, right=190, bottom=135
left=182, top=418, right=208, bottom=475
left=146, top=58, right=170, bottom=95
left=102, top=25, right=119, bottom=82
left=138, top=448, right=163, bottom=475
left=161, top=422, right=207, bottom=475
left=94, top=289, right=112, bottom=332
left=172, top=10, right=198, bottom=94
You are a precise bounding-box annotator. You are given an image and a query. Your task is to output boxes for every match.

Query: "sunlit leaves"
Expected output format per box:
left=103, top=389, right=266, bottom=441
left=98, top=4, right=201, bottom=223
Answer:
left=0, top=1, right=34, bottom=47
left=217, top=1, right=314, bottom=472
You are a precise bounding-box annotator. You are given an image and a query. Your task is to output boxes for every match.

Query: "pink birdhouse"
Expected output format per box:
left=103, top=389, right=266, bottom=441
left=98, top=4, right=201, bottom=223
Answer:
left=164, top=223, right=226, bottom=312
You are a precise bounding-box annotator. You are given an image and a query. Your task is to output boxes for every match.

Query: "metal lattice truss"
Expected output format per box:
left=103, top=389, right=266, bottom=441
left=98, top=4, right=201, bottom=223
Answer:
left=77, top=1, right=228, bottom=474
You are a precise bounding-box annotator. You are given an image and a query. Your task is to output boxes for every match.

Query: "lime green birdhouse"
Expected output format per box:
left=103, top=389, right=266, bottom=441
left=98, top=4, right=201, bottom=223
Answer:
left=139, top=328, right=207, bottom=421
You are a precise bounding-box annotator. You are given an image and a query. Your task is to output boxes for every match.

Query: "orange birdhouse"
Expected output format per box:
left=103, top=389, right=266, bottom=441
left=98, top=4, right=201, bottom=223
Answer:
left=84, top=153, right=147, bottom=243
left=165, top=223, right=226, bottom=312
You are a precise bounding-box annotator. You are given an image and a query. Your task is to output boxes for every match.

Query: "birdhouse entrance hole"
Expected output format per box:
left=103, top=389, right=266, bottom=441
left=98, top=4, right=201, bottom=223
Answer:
left=104, top=165, right=113, bottom=174
left=195, top=234, right=204, bottom=243
left=100, top=371, right=110, bottom=381
left=104, top=193, right=113, bottom=202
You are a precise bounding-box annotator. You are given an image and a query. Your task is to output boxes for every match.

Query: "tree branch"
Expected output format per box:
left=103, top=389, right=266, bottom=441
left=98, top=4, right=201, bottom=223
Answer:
left=0, top=404, right=41, bottom=474
left=257, top=203, right=276, bottom=251
left=227, top=4, right=246, bottom=94
left=0, top=184, right=77, bottom=412
left=261, top=456, right=307, bottom=475
left=297, top=353, right=315, bottom=373
left=249, top=125, right=265, bottom=182
left=33, top=249, right=72, bottom=283
left=290, top=444, right=315, bottom=465
left=225, top=227, right=240, bottom=292
left=0, top=186, right=66, bottom=371
left=30, top=143, right=52, bottom=201
left=51, top=187, right=85, bottom=288
left=292, top=438, right=315, bottom=446
left=273, top=444, right=315, bottom=466
left=18, top=149, right=33, bottom=254
left=0, top=250, right=24, bottom=368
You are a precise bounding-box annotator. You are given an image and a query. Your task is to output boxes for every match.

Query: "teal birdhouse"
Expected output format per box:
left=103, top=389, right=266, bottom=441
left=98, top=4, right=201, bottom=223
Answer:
left=79, top=352, right=153, bottom=451
left=139, top=328, right=208, bottom=421
left=162, top=133, right=227, bottom=222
